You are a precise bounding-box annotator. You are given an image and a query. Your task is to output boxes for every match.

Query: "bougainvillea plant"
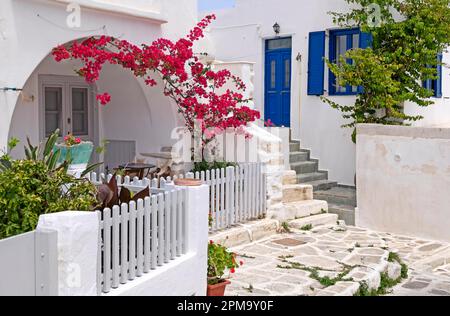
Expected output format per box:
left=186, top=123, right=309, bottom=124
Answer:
left=52, top=15, right=260, bottom=159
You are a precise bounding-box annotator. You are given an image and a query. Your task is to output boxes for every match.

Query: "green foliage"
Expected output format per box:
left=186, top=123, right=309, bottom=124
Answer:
left=192, top=161, right=237, bottom=174
left=0, top=130, right=100, bottom=239
left=208, top=241, right=240, bottom=285
left=389, top=252, right=409, bottom=279
left=300, top=224, right=313, bottom=231
left=277, top=260, right=353, bottom=287
left=0, top=159, right=98, bottom=239
left=325, top=0, right=450, bottom=142
left=355, top=252, right=409, bottom=296
left=280, top=221, right=292, bottom=233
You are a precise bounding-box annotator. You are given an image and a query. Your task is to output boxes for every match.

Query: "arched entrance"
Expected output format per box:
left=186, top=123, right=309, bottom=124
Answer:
left=8, top=39, right=179, bottom=169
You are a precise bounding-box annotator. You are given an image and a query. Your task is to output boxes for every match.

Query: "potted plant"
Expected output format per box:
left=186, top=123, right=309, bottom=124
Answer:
left=55, top=133, right=94, bottom=176
left=207, top=241, right=243, bottom=296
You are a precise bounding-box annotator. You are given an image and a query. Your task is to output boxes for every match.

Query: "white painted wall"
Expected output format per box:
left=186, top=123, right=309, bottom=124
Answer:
left=205, top=0, right=450, bottom=186
left=356, top=124, right=450, bottom=242
left=37, top=185, right=210, bottom=296
left=0, top=0, right=198, bottom=156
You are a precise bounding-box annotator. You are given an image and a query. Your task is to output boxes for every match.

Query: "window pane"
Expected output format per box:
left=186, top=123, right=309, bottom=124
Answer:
left=45, top=113, right=60, bottom=136
left=335, top=35, right=347, bottom=93
left=267, top=38, right=292, bottom=50
left=352, top=34, right=360, bottom=50
left=284, top=59, right=290, bottom=88
left=44, top=87, right=63, bottom=137
left=336, top=35, right=348, bottom=61
left=72, top=88, right=89, bottom=136
left=271, top=60, right=276, bottom=89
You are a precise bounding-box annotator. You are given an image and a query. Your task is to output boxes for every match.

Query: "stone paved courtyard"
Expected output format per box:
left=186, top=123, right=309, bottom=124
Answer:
left=225, top=223, right=450, bottom=296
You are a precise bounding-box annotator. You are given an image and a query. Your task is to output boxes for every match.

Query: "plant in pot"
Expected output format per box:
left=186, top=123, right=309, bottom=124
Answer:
left=54, top=133, right=94, bottom=176
left=207, top=241, right=243, bottom=296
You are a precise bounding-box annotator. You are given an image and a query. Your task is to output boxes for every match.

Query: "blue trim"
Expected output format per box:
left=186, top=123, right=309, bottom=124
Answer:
left=329, top=28, right=363, bottom=96
left=307, top=31, right=326, bottom=96
left=423, top=54, right=443, bottom=98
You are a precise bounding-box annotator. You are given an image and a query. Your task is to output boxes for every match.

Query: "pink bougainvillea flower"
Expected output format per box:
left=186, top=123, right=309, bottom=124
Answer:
left=264, top=119, right=275, bottom=127
left=96, top=93, right=111, bottom=106
left=52, top=14, right=261, bottom=157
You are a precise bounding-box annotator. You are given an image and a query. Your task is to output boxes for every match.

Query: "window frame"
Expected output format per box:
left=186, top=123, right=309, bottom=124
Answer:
left=38, top=75, right=97, bottom=141
left=423, top=54, right=443, bottom=98
left=328, top=28, right=363, bottom=96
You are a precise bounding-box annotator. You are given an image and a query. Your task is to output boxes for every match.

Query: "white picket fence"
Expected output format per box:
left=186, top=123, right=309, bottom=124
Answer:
left=87, top=174, right=187, bottom=294
left=87, top=162, right=267, bottom=234
left=178, top=163, right=267, bottom=231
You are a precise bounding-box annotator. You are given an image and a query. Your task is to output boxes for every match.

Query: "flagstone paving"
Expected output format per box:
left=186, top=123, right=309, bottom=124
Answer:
left=225, top=223, right=450, bottom=296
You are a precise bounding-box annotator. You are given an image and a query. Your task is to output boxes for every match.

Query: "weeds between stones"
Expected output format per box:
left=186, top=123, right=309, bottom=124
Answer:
left=277, top=261, right=354, bottom=287
left=354, top=252, right=409, bottom=296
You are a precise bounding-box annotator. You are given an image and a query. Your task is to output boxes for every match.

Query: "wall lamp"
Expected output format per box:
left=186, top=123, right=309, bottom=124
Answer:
left=273, top=22, right=280, bottom=36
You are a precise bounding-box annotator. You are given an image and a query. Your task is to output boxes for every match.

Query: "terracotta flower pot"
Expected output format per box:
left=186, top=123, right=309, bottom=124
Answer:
left=207, top=280, right=231, bottom=297
left=174, top=178, right=203, bottom=187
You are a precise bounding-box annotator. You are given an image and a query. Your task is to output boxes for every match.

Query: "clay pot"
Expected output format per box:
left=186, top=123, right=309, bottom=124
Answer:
left=207, top=280, right=231, bottom=297
left=174, top=178, right=203, bottom=187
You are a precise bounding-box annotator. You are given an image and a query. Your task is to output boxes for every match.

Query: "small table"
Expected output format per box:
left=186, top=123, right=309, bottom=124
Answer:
left=117, top=163, right=156, bottom=179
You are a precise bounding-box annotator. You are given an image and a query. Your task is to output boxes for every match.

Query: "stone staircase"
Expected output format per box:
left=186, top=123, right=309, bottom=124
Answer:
left=289, top=140, right=357, bottom=225
left=314, top=186, right=357, bottom=225
left=269, top=170, right=337, bottom=225
left=289, top=141, right=338, bottom=191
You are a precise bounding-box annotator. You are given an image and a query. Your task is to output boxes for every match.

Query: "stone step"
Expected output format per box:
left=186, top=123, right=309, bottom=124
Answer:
left=210, top=219, right=279, bottom=248
left=291, top=161, right=318, bottom=174
left=297, top=171, right=328, bottom=183
left=328, top=203, right=356, bottom=226
left=289, top=213, right=339, bottom=230
left=269, top=200, right=328, bottom=221
left=282, top=171, right=298, bottom=185
left=305, top=179, right=338, bottom=191
left=282, top=184, right=313, bottom=203
left=314, top=186, right=357, bottom=206
left=290, top=142, right=300, bottom=152
left=289, top=151, right=310, bottom=163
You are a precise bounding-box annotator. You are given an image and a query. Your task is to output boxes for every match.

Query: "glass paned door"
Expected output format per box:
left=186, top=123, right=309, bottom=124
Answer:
left=41, top=80, right=92, bottom=140
left=71, top=87, right=90, bottom=137
left=44, top=87, right=64, bottom=137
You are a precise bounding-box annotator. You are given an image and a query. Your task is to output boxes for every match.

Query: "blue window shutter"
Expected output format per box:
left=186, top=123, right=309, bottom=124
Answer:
left=308, top=31, right=326, bottom=96
left=436, top=53, right=443, bottom=98
left=360, top=32, right=373, bottom=49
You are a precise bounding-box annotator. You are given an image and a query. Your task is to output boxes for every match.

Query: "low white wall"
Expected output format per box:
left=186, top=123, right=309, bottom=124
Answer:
left=36, top=185, right=210, bottom=296
left=356, top=124, right=450, bottom=242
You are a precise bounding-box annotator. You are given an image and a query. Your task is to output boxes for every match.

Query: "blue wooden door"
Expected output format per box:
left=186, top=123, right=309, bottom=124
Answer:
left=265, top=38, right=292, bottom=127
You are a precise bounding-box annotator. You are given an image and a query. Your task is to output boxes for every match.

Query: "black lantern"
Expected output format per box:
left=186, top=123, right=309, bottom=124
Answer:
left=273, top=22, right=280, bottom=35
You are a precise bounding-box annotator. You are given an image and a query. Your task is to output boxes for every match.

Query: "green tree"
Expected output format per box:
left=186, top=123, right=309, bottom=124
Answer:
left=323, top=0, right=450, bottom=142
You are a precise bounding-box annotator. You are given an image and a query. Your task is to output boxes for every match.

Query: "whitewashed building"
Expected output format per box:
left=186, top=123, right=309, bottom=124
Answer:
left=0, top=0, right=198, bottom=167
left=204, top=0, right=450, bottom=186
